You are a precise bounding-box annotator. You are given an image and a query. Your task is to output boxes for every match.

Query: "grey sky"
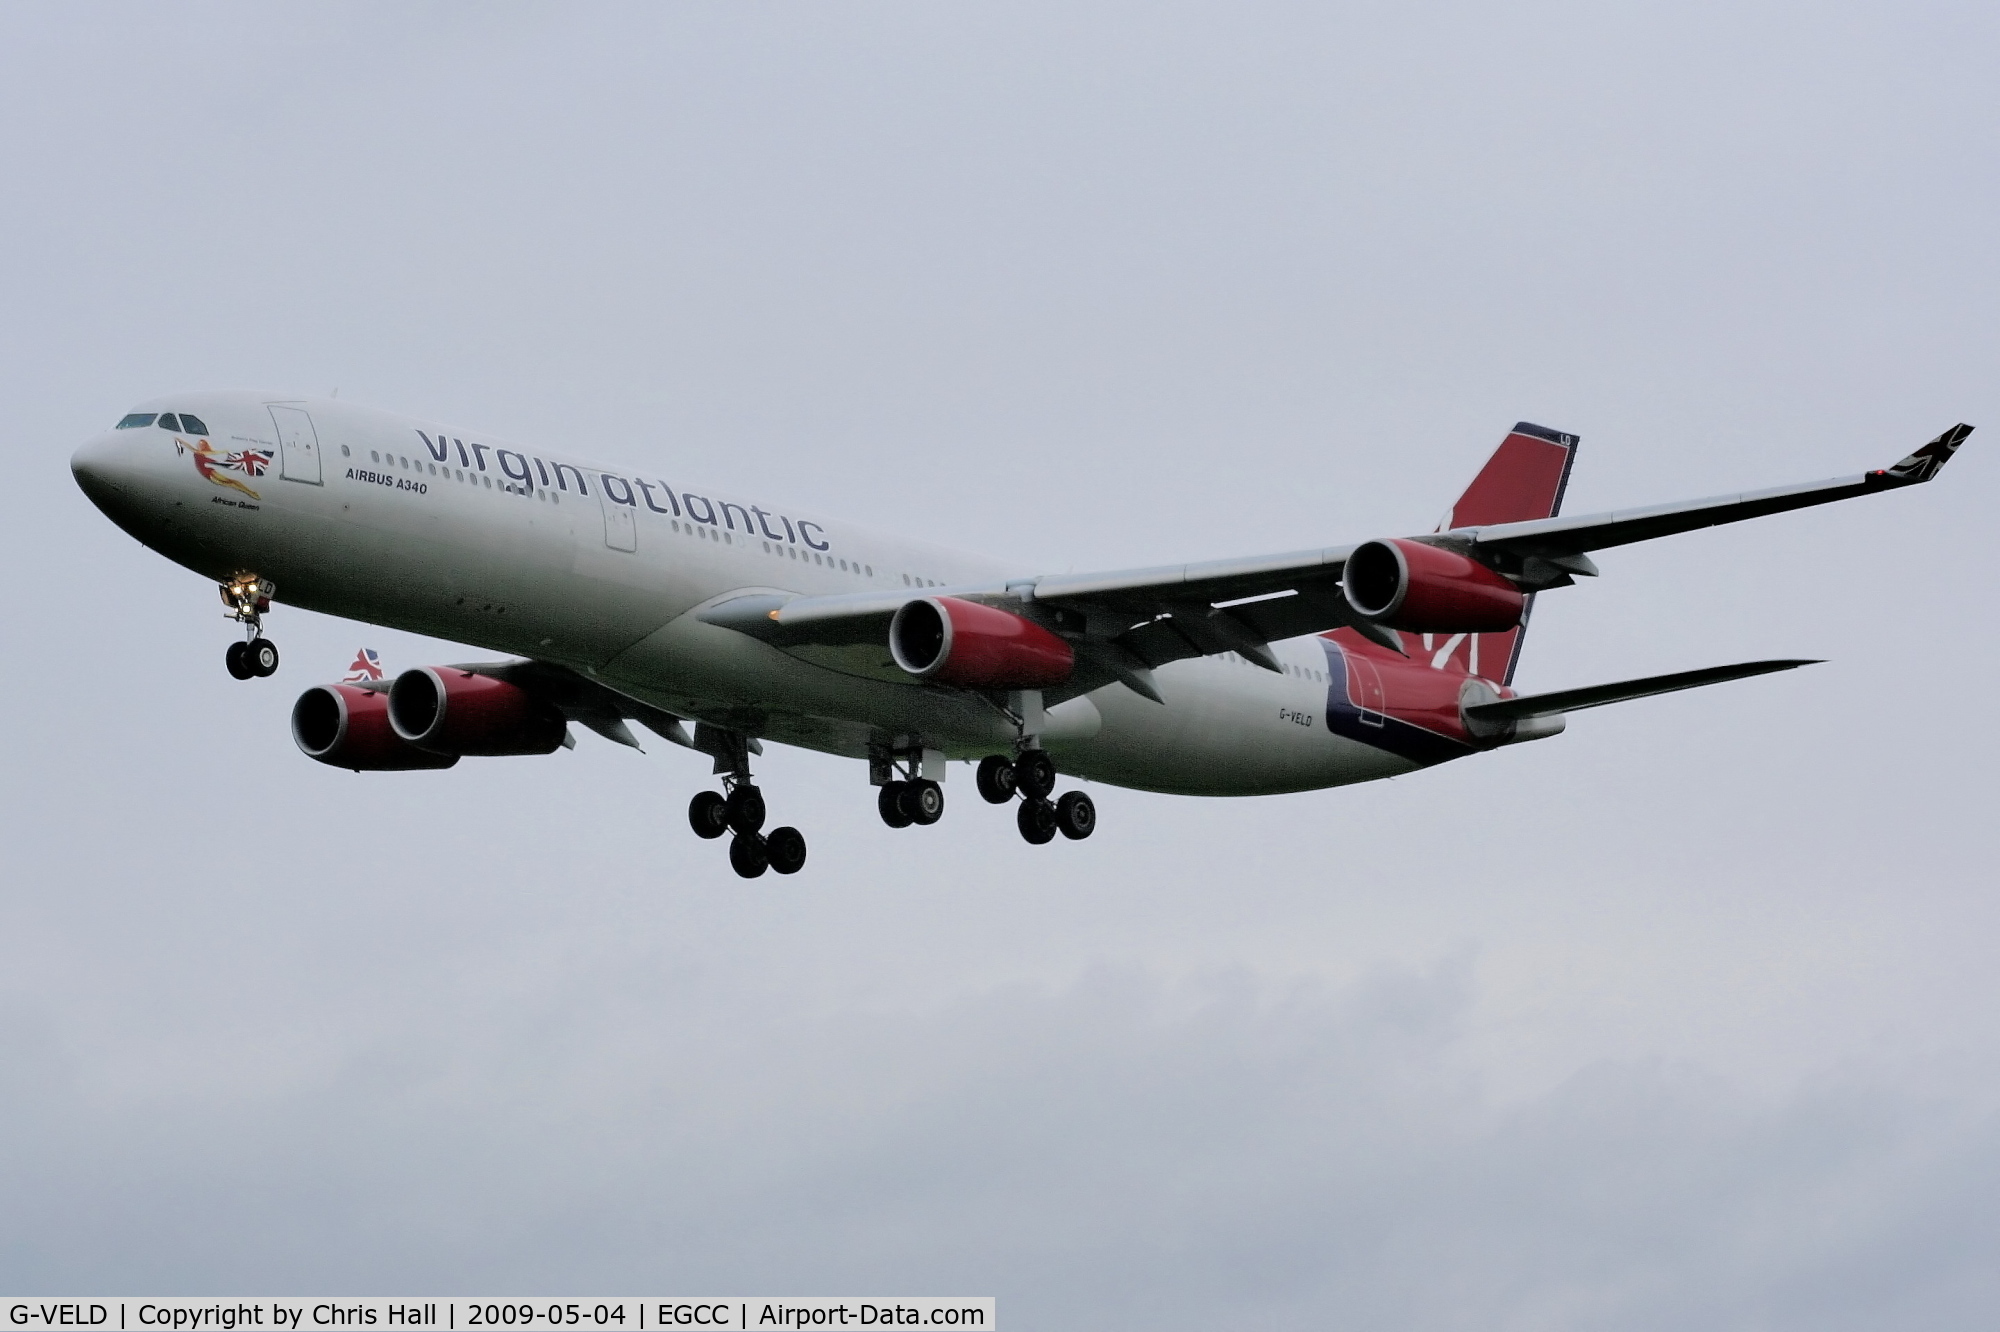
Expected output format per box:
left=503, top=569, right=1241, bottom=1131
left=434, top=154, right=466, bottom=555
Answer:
left=3, top=3, right=1997, bottom=1326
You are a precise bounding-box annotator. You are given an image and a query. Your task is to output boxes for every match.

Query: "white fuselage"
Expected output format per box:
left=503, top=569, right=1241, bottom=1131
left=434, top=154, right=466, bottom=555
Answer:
left=71, top=392, right=1426, bottom=795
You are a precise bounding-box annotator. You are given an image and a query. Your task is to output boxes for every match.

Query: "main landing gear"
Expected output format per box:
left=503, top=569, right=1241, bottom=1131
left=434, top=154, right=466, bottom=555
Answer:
left=687, top=732, right=806, bottom=879
left=220, top=573, right=279, bottom=680
left=873, top=739, right=1092, bottom=844
left=977, top=750, right=1095, bottom=845
left=875, top=689, right=1097, bottom=846
left=872, top=742, right=948, bottom=831
left=877, top=776, right=945, bottom=828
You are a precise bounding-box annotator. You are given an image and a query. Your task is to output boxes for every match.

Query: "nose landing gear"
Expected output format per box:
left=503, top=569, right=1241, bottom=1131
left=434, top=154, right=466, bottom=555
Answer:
left=220, top=574, right=279, bottom=680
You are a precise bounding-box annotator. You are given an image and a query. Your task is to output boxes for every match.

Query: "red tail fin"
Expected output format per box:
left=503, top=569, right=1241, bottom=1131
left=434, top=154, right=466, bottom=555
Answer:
left=1441, top=422, right=1578, bottom=684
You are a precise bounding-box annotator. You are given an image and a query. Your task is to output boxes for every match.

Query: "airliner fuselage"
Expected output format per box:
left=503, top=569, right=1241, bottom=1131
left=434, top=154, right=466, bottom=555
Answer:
left=73, top=392, right=1406, bottom=796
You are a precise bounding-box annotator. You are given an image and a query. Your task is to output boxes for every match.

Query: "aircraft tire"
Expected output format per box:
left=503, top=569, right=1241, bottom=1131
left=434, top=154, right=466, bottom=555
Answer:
left=1017, top=797, right=1058, bottom=845
left=878, top=782, right=914, bottom=829
left=976, top=755, right=1017, bottom=804
left=1015, top=749, right=1056, bottom=800
left=725, top=785, right=767, bottom=836
left=225, top=641, right=254, bottom=680
left=1056, top=790, right=1096, bottom=840
left=729, top=832, right=770, bottom=879
left=766, top=826, right=807, bottom=875
left=905, top=778, right=944, bottom=825
left=688, top=790, right=730, bottom=839
left=248, top=638, right=280, bottom=677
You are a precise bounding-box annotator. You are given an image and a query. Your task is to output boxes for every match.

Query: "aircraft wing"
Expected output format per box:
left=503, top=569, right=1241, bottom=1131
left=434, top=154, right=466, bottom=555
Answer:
left=1453, top=423, right=1972, bottom=570
left=1028, top=422, right=1974, bottom=676
left=459, top=658, right=701, bottom=752
left=697, top=546, right=1372, bottom=700
left=699, top=424, right=1970, bottom=696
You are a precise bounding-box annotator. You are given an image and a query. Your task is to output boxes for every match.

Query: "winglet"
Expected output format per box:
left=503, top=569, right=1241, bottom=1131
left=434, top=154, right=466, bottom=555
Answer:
left=1881, top=423, right=1972, bottom=484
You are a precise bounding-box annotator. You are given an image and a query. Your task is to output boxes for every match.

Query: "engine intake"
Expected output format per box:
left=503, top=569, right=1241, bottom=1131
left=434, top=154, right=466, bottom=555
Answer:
left=292, top=684, right=459, bottom=771
left=1342, top=538, right=1525, bottom=632
left=889, top=597, right=1074, bottom=689
left=387, top=668, right=568, bottom=756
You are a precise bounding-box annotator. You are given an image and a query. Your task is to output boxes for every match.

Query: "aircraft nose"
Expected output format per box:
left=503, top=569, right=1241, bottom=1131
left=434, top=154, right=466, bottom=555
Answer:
left=70, top=429, right=162, bottom=524
left=71, top=430, right=141, bottom=503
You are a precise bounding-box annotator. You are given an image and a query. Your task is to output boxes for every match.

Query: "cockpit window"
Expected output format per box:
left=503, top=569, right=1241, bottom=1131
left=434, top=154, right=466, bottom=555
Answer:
left=177, top=413, right=210, bottom=436
left=115, top=413, right=157, bottom=429
left=156, top=413, right=181, bottom=431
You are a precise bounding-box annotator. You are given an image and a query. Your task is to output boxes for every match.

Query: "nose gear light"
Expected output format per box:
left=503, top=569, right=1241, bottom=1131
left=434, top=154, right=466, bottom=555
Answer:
left=220, top=573, right=280, bottom=680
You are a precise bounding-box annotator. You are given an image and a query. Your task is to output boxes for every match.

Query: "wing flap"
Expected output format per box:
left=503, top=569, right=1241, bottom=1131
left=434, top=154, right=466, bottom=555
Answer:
left=1031, top=545, right=1356, bottom=608
left=462, top=657, right=696, bottom=747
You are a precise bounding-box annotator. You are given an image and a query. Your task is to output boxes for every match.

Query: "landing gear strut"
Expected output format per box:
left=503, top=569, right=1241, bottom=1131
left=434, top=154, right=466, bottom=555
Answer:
left=687, top=727, right=806, bottom=878
left=979, top=689, right=1096, bottom=846
left=873, top=744, right=945, bottom=829
left=988, top=751, right=1093, bottom=844
left=220, top=573, right=279, bottom=680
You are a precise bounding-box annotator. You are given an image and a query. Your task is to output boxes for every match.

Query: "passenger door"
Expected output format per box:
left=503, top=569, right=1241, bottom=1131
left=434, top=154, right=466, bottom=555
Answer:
left=1346, top=652, right=1386, bottom=726
left=267, top=405, right=323, bottom=484
left=600, top=489, right=637, bottom=552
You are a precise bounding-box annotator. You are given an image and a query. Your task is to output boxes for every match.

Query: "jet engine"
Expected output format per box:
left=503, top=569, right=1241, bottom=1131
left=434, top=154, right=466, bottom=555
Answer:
left=889, top=597, right=1074, bottom=689
left=1341, top=538, right=1525, bottom=632
left=292, top=684, right=459, bottom=771
left=387, top=667, right=568, bottom=756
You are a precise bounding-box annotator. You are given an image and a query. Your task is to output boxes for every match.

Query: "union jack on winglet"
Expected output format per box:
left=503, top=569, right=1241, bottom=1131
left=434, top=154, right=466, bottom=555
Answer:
left=343, top=648, right=384, bottom=683
left=1883, top=422, right=1973, bottom=483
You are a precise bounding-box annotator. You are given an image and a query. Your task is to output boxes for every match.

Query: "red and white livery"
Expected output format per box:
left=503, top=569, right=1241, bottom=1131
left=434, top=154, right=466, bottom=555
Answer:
left=72, top=398, right=1971, bottom=877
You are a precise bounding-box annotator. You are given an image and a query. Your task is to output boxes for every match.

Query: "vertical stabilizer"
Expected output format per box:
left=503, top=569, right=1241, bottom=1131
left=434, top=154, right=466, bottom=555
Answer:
left=1441, top=422, right=1578, bottom=684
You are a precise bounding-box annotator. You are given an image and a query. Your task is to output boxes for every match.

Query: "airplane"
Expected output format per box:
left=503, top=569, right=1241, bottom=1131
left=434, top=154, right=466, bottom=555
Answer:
left=70, top=393, right=1971, bottom=878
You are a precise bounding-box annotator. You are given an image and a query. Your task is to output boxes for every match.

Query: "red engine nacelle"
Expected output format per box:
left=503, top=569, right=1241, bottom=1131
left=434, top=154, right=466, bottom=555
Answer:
left=1341, top=538, right=1525, bottom=632
left=387, top=667, right=568, bottom=756
left=292, top=684, right=459, bottom=771
left=889, top=596, right=1074, bottom=689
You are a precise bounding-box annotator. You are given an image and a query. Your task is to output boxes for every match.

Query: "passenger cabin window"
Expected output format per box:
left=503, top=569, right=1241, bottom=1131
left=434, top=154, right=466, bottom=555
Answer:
left=156, top=413, right=180, bottom=431
left=178, top=413, right=210, bottom=435
left=115, top=413, right=157, bottom=429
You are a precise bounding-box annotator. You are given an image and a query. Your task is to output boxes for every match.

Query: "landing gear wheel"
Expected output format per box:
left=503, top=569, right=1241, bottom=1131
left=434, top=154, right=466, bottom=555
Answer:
left=901, top=778, right=944, bottom=826
left=729, top=832, right=770, bottom=878
left=1056, top=790, right=1096, bottom=840
left=247, top=638, right=279, bottom=677
left=688, top=790, right=730, bottom=839
left=976, top=755, right=1017, bottom=804
left=766, top=826, right=807, bottom=875
left=225, top=641, right=254, bottom=680
left=1014, top=749, right=1056, bottom=800
left=1017, top=797, right=1058, bottom=845
left=878, top=781, right=914, bottom=829
left=725, top=785, right=767, bottom=836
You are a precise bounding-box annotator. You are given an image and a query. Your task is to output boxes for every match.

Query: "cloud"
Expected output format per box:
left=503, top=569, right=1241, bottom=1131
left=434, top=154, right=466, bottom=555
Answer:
left=4, top=1, right=1999, bottom=1324
left=6, top=951, right=1997, bottom=1329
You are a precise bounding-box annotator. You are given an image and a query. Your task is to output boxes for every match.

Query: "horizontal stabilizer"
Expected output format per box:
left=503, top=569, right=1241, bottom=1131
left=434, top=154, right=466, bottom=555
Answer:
left=1465, top=658, right=1820, bottom=723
